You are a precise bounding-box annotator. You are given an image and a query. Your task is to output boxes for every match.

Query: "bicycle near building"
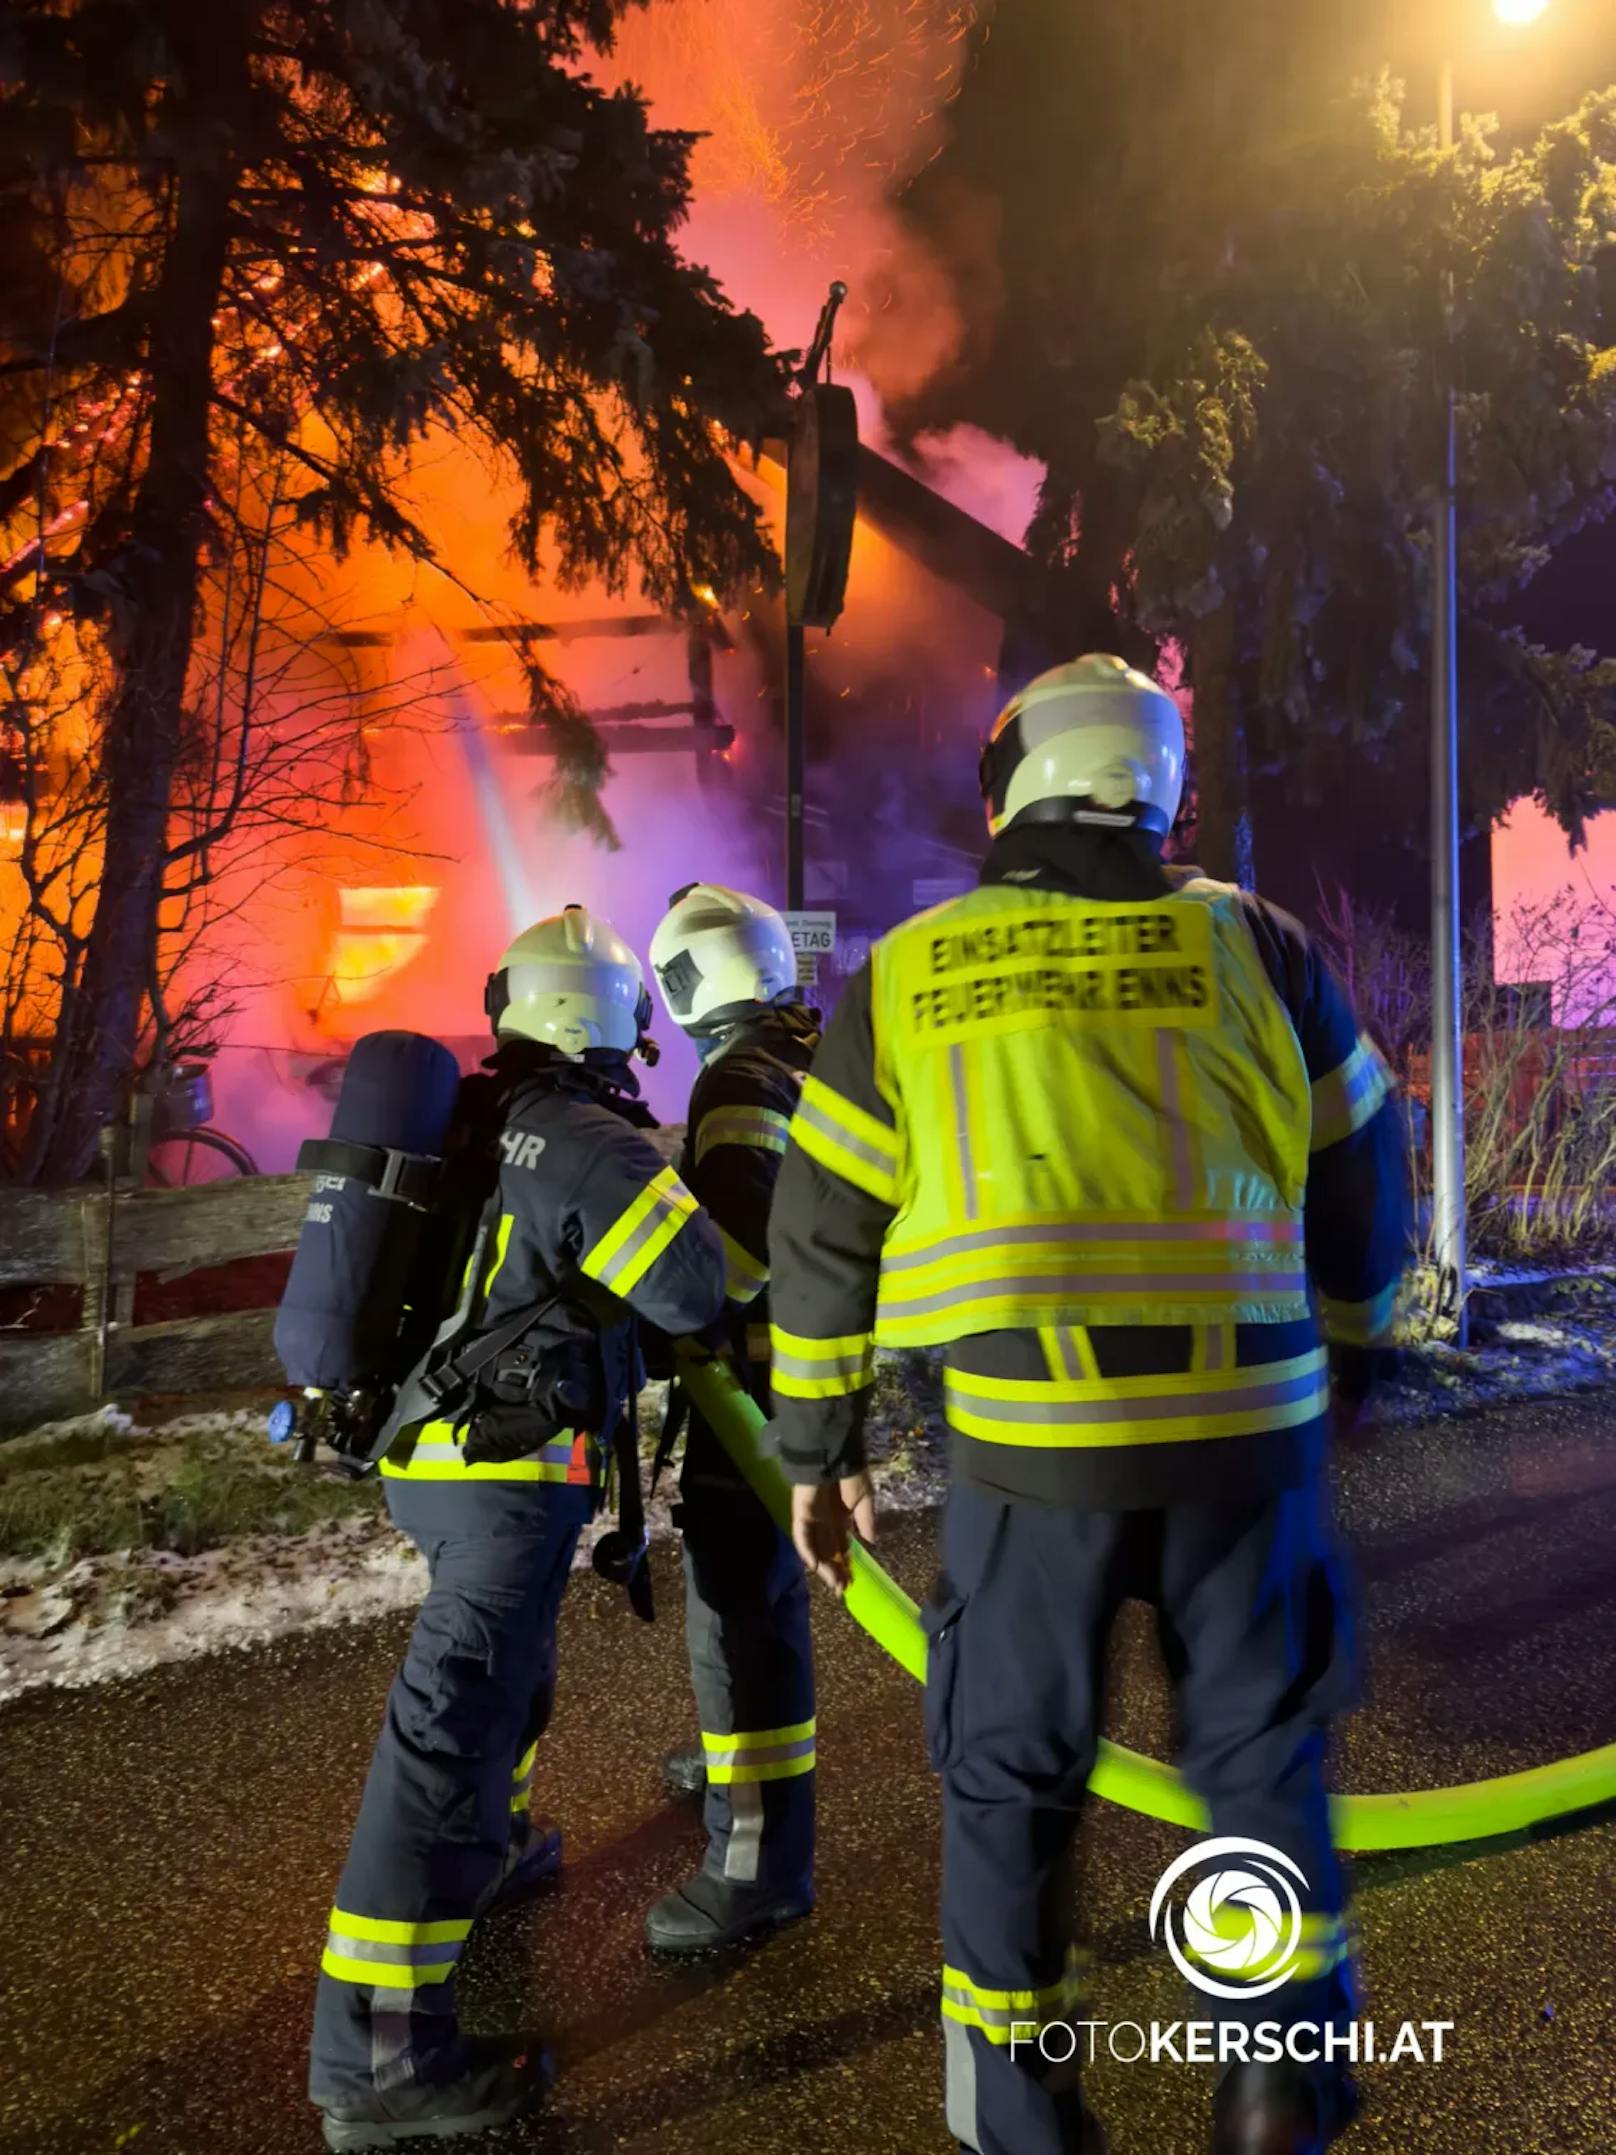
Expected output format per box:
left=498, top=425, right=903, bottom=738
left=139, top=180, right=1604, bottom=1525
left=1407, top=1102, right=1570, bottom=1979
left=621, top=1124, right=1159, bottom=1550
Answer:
left=0, top=1047, right=258, bottom=1186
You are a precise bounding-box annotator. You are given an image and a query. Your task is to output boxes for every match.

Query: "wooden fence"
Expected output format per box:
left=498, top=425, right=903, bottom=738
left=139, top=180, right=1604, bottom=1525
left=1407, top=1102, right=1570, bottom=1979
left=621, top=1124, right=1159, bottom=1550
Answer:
left=0, top=1127, right=684, bottom=1439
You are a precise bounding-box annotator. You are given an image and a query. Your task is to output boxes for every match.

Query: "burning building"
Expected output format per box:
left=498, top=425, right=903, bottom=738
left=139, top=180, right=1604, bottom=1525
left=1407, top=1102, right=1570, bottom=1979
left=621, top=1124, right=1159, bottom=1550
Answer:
left=199, top=427, right=1037, bottom=1166
left=1, top=0, right=1047, bottom=1175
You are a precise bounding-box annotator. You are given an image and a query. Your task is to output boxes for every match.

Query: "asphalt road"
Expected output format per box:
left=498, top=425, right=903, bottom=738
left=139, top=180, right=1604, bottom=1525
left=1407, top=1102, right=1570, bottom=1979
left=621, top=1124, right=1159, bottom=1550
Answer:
left=4, top=1392, right=1616, bottom=2155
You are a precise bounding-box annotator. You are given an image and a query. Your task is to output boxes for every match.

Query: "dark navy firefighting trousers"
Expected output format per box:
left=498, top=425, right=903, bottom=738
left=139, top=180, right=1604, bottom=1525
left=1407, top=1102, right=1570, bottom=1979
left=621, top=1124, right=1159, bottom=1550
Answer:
left=927, top=1478, right=1359, bottom=2155
left=679, top=1406, right=815, bottom=1896
left=308, top=1477, right=594, bottom=2105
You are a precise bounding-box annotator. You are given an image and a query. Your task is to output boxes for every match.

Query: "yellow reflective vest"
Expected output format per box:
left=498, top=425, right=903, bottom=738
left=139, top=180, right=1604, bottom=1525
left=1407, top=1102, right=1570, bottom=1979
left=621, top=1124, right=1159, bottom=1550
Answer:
left=859, top=878, right=1313, bottom=1346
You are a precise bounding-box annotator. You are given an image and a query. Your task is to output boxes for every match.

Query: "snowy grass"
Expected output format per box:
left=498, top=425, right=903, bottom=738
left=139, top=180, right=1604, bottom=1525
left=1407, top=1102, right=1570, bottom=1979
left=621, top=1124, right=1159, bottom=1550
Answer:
left=1358, top=1264, right=1616, bottom=1426
left=0, top=1371, right=957, bottom=1703
left=0, top=1510, right=425, bottom=1701
left=0, top=1403, right=382, bottom=1564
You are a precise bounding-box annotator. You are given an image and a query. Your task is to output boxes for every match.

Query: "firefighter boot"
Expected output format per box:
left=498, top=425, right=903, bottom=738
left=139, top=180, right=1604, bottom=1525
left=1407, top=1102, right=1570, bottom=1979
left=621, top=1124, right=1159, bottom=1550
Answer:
left=662, top=1747, right=706, bottom=1798
left=484, top=1819, right=563, bottom=1914
left=319, top=2037, right=552, bottom=2150
left=1212, top=2063, right=1361, bottom=2154
left=644, top=1869, right=813, bottom=1955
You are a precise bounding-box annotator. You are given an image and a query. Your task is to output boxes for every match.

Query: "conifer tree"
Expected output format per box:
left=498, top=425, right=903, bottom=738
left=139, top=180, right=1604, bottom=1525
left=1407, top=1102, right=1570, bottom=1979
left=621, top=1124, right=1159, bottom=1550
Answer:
left=902, top=4, right=1616, bottom=885
left=0, top=0, right=782, bottom=1179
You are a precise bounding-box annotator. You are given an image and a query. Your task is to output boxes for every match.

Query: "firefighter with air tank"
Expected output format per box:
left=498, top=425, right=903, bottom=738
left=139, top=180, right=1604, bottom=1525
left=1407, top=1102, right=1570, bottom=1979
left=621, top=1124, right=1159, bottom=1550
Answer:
left=304, top=906, right=727, bottom=2151
left=769, top=655, right=1409, bottom=2155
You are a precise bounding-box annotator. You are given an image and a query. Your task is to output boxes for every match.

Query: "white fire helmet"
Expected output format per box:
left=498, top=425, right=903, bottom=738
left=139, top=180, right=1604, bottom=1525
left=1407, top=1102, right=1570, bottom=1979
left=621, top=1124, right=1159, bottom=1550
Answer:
left=485, top=905, right=653, bottom=1057
left=979, top=654, right=1185, bottom=838
left=649, top=883, right=798, bottom=1036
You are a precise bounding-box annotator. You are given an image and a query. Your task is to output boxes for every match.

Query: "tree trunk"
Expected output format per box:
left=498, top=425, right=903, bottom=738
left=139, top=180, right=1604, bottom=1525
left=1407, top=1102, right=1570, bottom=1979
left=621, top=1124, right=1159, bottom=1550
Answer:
left=30, top=108, right=239, bottom=1183
left=1188, top=602, right=1256, bottom=889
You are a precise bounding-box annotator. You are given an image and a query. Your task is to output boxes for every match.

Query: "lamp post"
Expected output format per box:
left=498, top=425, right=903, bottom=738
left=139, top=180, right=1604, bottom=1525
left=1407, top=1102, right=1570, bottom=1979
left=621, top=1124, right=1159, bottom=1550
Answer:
left=1430, top=54, right=1465, bottom=1342
left=1429, top=0, right=1549, bottom=1345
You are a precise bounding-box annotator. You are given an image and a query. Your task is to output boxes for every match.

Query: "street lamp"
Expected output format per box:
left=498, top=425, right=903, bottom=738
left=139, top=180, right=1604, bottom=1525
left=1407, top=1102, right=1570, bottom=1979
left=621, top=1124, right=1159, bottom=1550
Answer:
left=1429, top=0, right=1550, bottom=1345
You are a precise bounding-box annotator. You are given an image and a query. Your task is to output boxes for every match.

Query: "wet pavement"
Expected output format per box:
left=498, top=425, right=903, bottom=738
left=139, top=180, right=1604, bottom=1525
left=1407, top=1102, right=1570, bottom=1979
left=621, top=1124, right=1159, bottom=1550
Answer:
left=4, top=1391, right=1616, bottom=2155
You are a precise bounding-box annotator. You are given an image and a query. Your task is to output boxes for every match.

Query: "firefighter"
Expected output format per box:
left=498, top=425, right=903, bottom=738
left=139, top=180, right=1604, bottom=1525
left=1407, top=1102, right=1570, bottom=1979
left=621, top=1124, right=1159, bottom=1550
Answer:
left=640, top=882, right=821, bottom=1951
left=309, top=906, right=727, bottom=2151
left=769, top=657, right=1409, bottom=2155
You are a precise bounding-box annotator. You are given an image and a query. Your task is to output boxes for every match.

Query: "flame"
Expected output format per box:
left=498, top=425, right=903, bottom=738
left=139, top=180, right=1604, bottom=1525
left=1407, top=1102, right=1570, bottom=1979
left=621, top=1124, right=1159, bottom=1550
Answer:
left=320, top=886, right=441, bottom=1011
left=326, top=932, right=430, bottom=1003
left=338, top=884, right=440, bottom=932
left=3, top=0, right=1028, bottom=1136
left=602, top=0, right=981, bottom=400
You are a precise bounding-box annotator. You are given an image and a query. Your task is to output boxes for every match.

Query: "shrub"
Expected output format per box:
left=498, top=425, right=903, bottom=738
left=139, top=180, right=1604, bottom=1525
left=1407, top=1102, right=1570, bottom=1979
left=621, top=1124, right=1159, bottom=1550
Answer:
left=1314, top=881, right=1616, bottom=1275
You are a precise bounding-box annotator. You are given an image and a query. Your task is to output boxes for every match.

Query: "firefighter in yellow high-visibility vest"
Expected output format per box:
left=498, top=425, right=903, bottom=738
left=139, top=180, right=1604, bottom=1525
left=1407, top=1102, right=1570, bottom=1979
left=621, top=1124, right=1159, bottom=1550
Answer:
left=768, top=657, right=1408, bottom=2155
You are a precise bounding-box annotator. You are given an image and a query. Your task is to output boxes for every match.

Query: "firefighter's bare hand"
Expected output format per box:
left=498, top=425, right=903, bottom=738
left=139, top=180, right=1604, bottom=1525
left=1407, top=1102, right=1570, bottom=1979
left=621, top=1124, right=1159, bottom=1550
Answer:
left=791, top=1473, right=878, bottom=1597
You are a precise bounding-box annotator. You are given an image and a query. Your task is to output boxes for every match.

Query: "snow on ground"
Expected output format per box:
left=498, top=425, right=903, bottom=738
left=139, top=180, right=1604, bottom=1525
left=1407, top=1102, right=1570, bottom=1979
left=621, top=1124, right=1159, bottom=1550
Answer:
left=0, top=1510, right=425, bottom=1703
left=0, top=1371, right=948, bottom=1704
left=3, top=1269, right=1614, bottom=1704
left=1376, top=1263, right=1616, bottom=1423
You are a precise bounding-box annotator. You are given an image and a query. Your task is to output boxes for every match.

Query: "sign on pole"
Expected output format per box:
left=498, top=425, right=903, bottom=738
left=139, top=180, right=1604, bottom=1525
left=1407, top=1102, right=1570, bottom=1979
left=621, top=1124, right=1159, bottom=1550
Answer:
left=783, top=909, right=836, bottom=987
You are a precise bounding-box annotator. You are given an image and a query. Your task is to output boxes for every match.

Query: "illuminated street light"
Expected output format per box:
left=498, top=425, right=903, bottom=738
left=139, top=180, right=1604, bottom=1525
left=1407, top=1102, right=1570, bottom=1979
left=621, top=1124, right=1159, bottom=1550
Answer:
left=1430, top=0, right=1551, bottom=1344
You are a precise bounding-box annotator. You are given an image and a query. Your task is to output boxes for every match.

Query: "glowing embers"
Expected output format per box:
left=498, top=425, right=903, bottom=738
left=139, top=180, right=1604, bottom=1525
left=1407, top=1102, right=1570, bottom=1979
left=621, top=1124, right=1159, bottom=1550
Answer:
left=324, top=885, right=441, bottom=1008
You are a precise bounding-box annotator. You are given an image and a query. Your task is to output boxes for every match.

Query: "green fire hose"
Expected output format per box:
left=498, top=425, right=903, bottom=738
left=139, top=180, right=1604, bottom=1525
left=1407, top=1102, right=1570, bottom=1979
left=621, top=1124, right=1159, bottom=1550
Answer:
left=678, top=1353, right=1616, bottom=1855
